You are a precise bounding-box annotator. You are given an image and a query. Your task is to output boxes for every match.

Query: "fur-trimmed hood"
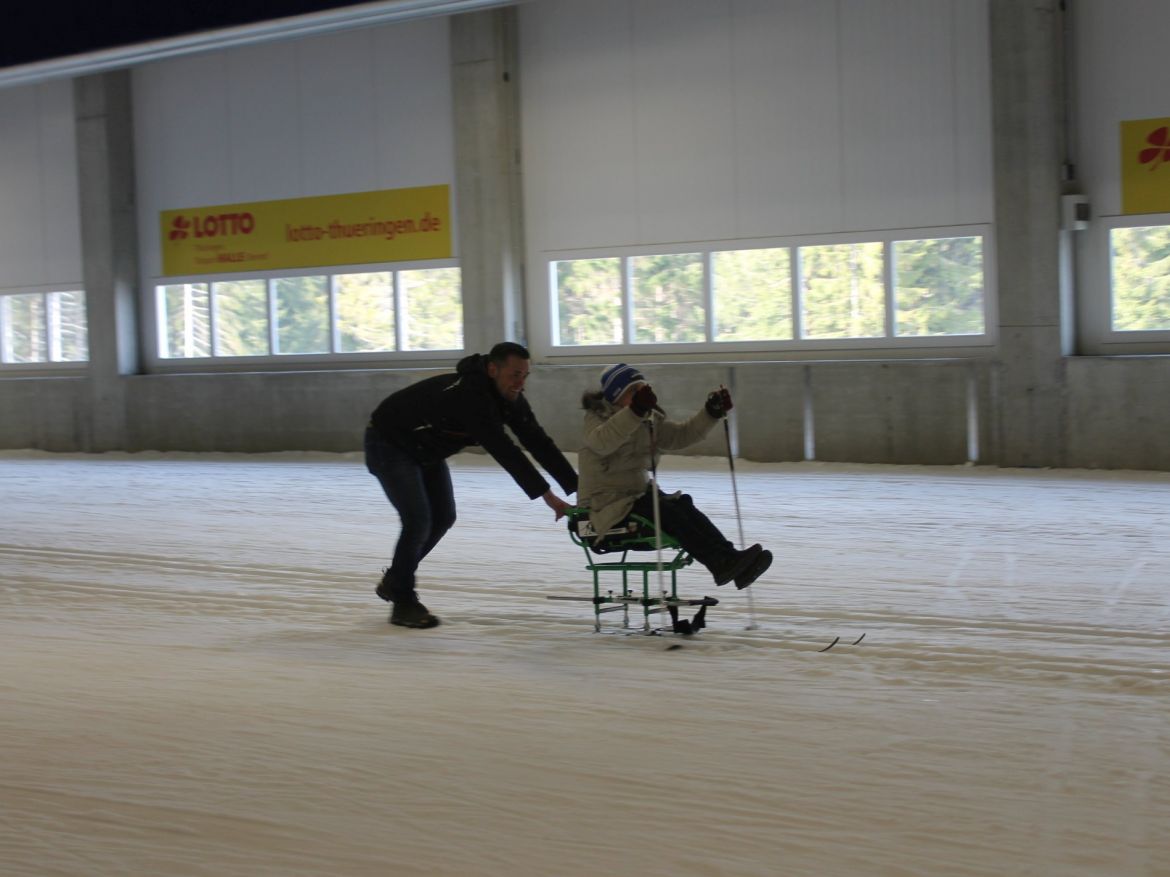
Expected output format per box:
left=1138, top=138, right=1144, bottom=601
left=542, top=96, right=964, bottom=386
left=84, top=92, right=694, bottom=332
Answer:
left=581, top=389, right=661, bottom=417
left=581, top=389, right=613, bottom=414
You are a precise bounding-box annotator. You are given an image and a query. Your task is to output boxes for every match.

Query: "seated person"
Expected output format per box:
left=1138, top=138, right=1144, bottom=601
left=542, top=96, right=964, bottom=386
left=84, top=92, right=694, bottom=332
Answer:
left=577, top=364, right=772, bottom=589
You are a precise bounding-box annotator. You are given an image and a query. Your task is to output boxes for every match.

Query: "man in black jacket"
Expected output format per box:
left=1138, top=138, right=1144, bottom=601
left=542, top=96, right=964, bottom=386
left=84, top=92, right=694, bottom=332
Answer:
left=365, top=342, right=578, bottom=628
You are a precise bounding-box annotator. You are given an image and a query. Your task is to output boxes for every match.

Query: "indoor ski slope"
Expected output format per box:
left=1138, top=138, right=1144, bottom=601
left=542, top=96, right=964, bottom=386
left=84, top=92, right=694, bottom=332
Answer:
left=1, top=451, right=1167, bottom=877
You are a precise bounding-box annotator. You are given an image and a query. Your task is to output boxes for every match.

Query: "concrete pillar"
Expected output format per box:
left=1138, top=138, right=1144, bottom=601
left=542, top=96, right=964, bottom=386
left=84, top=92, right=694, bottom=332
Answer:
left=74, top=71, right=141, bottom=451
left=450, top=8, right=526, bottom=354
left=989, top=0, right=1069, bottom=467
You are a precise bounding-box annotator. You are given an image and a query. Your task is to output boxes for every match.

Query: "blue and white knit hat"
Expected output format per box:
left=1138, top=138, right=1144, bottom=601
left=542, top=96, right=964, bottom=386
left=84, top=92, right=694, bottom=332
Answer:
left=600, top=363, right=646, bottom=404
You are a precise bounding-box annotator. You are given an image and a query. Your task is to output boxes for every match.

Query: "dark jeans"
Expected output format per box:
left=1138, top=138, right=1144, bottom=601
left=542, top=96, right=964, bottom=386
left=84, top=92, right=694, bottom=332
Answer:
left=629, top=487, right=733, bottom=569
left=364, top=427, right=455, bottom=599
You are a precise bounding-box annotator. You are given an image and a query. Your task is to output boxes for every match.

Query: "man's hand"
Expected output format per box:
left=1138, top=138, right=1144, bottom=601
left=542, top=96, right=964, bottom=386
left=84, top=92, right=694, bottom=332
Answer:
left=542, top=491, right=571, bottom=521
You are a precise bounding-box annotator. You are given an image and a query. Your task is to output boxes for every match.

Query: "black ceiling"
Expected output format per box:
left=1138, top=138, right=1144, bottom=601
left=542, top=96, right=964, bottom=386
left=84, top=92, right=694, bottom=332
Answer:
left=2, top=1, right=363, bottom=69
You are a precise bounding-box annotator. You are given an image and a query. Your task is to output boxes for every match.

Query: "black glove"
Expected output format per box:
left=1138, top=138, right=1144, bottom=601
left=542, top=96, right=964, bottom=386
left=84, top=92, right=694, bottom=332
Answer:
left=705, top=387, right=733, bottom=419
left=630, top=384, right=658, bottom=417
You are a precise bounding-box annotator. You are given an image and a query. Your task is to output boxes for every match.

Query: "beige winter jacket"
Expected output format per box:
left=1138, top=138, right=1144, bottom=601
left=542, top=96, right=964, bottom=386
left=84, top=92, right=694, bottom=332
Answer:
left=578, top=393, right=720, bottom=537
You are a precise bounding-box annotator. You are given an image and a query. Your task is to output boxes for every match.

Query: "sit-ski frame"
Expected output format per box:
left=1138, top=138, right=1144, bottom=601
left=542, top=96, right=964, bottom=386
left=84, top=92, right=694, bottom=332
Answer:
left=547, top=507, right=717, bottom=634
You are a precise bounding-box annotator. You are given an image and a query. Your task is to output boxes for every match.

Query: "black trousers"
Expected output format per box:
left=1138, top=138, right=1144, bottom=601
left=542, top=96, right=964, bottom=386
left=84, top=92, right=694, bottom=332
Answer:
left=364, top=427, right=455, bottom=598
left=628, top=486, right=733, bottom=569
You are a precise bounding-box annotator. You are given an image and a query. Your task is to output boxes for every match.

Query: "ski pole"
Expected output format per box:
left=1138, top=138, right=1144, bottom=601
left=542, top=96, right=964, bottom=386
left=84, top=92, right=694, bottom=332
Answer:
left=721, top=387, right=758, bottom=630
left=647, top=417, right=667, bottom=631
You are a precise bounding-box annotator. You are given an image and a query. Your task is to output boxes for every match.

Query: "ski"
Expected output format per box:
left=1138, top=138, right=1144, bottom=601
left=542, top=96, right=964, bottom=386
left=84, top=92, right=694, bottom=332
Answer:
left=818, top=633, right=866, bottom=652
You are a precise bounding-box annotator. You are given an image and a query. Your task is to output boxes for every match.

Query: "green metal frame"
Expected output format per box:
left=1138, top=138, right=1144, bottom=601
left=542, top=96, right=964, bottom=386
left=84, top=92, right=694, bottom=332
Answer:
left=561, top=506, right=700, bottom=632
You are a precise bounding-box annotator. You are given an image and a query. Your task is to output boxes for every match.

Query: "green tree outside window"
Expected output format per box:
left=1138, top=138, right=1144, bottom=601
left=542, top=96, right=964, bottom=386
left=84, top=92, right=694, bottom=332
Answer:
left=800, top=243, right=885, bottom=339
left=1111, top=226, right=1170, bottom=331
left=554, top=258, right=622, bottom=346
left=275, top=276, right=329, bottom=355
left=161, top=284, right=210, bottom=358
left=214, top=279, right=268, bottom=356
left=631, top=253, right=705, bottom=343
left=336, top=272, right=395, bottom=353
left=2, top=294, right=47, bottom=362
left=894, top=237, right=984, bottom=336
left=713, top=248, right=793, bottom=341
left=52, top=291, right=89, bottom=362
left=401, top=267, right=462, bottom=350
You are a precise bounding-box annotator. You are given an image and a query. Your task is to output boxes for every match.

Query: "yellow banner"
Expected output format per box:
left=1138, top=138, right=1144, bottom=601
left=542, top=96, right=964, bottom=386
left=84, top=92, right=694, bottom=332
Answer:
left=1121, top=118, right=1170, bottom=215
left=160, top=185, right=451, bottom=276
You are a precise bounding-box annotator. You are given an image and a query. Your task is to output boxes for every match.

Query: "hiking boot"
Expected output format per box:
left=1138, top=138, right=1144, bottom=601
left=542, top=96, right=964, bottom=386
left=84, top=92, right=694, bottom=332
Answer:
left=710, top=544, right=763, bottom=586
left=390, top=598, right=441, bottom=629
left=734, top=549, right=773, bottom=589
left=375, top=569, right=398, bottom=603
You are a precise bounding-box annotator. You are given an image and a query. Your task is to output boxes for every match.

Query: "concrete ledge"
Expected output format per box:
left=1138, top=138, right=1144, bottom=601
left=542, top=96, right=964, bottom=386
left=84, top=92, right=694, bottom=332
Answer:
left=811, top=361, right=973, bottom=465
left=2, top=355, right=1166, bottom=472
left=1065, top=357, right=1170, bottom=471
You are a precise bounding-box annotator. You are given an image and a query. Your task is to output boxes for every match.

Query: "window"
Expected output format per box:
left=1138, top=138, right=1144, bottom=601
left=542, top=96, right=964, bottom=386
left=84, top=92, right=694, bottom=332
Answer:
left=553, top=258, right=621, bottom=346
left=800, top=242, right=885, bottom=339
left=336, top=272, right=394, bottom=353
left=49, top=291, right=89, bottom=362
left=1110, top=225, right=1170, bottom=331
left=3, top=293, right=46, bottom=363
left=274, top=276, right=329, bottom=355
left=893, top=236, right=985, bottom=337
left=160, top=283, right=211, bottom=358
left=631, top=252, right=705, bottom=343
left=214, top=279, right=269, bottom=356
left=400, top=267, right=463, bottom=351
left=548, top=230, right=987, bottom=349
left=712, top=247, right=792, bottom=341
left=1078, top=216, right=1170, bottom=354
left=0, top=290, right=88, bottom=366
left=156, top=266, right=462, bottom=360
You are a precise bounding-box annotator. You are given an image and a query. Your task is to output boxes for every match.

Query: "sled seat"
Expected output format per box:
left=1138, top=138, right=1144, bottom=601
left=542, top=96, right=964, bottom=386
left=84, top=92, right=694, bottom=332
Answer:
left=549, top=506, right=714, bottom=633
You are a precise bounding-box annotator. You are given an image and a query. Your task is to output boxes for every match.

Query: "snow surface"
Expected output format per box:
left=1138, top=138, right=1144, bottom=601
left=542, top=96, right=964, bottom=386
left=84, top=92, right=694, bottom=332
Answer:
left=1, top=450, right=1168, bottom=877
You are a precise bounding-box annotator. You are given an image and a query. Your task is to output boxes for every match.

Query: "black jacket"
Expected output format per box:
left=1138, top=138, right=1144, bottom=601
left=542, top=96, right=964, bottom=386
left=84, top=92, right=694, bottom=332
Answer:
left=369, top=353, right=578, bottom=500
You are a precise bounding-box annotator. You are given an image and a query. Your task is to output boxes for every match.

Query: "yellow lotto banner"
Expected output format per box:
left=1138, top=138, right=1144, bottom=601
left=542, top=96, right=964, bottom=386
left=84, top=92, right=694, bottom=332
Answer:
left=1121, top=118, right=1170, bottom=215
left=160, top=185, right=451, bottom=276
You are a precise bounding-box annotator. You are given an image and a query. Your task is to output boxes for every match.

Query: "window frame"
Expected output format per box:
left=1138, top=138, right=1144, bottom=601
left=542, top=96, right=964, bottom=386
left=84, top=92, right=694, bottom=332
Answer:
left=145, top=258, right=463, bottom=373
left=534, top=225, right=996, bottom=360
left=1078, top=211, right=1170, bottom=354
left=0, top=285, right=89, bottom=374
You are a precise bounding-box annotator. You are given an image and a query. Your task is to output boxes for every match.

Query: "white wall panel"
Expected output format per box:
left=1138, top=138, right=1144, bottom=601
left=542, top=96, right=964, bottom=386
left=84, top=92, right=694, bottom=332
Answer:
left=0, top=81, right=80, bottom=290
left=521, top=0, right=992, bottom=255
left=731, top=0, right=843, bottom=237
left=520, top=0, right=640, bottom=249
left=225, top=43, right=302, bottom=202
left=371, top=24, right=455, bottom=189
left=38, top=82, right=83, bottom=285
left=840, top=0, right=959, bottom=230
left=0, top=87, right=46, bottom=288
left=952, top=0, right=993, bottom=223
left=295, top=30, right=379, bottom=197
left=629, top=0, right=736, bottom=243
left=134, top=17, right=454, bottom=279
left=135, top=54, right=233, bottom=213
